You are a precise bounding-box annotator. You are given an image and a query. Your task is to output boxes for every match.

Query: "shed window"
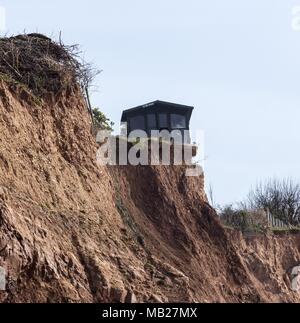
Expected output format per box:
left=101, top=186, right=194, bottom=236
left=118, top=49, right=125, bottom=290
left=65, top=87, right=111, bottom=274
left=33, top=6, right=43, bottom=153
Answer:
left=171, top=114, right=186, bottom=129
left=158, top=114, right=168, bottom=128
left=129, top=115, right=145, bottom=130
left=147, top=114, right=157, bottom=129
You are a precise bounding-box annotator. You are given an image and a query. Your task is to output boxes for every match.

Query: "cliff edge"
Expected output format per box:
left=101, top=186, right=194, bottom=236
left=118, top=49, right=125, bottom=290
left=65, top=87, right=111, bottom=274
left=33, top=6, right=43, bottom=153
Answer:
left=0, top=34, right=299, bottom=303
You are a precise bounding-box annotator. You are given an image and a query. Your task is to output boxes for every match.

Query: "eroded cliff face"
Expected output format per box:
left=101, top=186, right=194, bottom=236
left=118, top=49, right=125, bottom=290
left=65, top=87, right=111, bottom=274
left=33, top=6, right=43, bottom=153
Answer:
left=0, top=80, right=299, bottom=303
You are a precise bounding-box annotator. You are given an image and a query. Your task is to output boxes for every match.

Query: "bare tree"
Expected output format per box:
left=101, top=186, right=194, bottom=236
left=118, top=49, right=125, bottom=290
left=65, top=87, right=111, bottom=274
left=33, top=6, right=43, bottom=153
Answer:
left=243, top=178, right=300, bottom=225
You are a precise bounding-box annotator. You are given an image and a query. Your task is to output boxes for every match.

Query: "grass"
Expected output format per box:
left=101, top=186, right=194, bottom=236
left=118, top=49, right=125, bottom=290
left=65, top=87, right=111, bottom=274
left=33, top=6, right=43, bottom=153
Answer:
left=0, top=72, right=44, bottom=107
left=222, top=222, right=300, bottom=235
left=271, top=226, right=300, bottom=234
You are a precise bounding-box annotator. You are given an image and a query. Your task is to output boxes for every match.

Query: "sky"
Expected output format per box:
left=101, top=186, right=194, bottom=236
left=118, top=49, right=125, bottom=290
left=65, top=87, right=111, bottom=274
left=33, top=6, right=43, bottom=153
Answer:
left=0, top=0, right=300, bottom=206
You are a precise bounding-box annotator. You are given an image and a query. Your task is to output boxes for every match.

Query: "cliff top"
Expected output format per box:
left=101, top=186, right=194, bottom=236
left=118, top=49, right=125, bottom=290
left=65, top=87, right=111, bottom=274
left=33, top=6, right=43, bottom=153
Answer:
left=0, top=33, right=96, bottom=96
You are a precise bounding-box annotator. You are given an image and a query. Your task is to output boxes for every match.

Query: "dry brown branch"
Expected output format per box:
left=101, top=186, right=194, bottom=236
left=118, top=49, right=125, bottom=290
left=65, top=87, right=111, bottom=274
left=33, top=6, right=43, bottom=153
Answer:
left=0, top=33, right=100, bottom=96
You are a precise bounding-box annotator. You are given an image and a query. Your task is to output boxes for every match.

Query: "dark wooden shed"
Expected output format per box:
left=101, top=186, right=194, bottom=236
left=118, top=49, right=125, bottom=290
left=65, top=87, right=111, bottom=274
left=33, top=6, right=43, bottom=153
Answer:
left=121, top=100, right=194, bottom=143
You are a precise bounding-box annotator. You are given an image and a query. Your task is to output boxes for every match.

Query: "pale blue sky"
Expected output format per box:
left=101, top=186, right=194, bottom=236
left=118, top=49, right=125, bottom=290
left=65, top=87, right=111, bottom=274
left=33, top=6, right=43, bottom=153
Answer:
left=1, top=0, right=300, bottom=205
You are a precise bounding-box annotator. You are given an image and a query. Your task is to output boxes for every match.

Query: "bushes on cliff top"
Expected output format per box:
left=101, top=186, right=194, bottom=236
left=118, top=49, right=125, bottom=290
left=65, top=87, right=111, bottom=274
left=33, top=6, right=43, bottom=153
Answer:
left=220, top=206, right=268, bottom=233
left=92, top=108, right=114, bottom=131
left=0, top=33, right=99, bottom=96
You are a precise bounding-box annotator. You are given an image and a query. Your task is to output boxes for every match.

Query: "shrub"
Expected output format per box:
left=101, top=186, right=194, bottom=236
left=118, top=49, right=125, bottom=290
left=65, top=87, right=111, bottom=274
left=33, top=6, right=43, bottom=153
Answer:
left=219, top=205, right=268, bottom=233
left=243, top=178, right=300, bottom=226
left=92, top=108, right=114, bottom=131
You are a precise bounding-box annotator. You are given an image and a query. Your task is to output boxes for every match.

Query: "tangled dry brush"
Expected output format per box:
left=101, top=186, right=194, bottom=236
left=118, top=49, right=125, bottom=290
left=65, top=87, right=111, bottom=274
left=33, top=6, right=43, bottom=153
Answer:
left=0, top=33, right=98, bottom=96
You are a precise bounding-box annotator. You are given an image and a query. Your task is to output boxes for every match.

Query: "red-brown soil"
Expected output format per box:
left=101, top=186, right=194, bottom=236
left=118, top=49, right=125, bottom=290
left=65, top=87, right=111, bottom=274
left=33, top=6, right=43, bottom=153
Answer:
left=0, top=80, right=299, bottom=303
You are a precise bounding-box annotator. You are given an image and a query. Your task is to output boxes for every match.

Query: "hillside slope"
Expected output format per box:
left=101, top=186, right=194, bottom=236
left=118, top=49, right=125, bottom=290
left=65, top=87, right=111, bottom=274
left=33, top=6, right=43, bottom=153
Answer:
left=0, top=81, right=299, bottom=303
left=0, top=35, right=299, bottom=303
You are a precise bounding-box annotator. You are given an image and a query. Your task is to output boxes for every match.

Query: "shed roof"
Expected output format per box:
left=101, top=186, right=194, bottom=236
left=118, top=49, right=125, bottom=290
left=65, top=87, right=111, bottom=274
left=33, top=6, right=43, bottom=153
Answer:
left=121, top=100, right=194, bottom=122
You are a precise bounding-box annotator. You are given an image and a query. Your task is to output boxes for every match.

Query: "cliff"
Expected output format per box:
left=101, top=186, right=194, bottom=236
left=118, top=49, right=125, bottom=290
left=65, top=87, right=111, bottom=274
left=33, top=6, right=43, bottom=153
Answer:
left=0, top=34, right=299, bottom=303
